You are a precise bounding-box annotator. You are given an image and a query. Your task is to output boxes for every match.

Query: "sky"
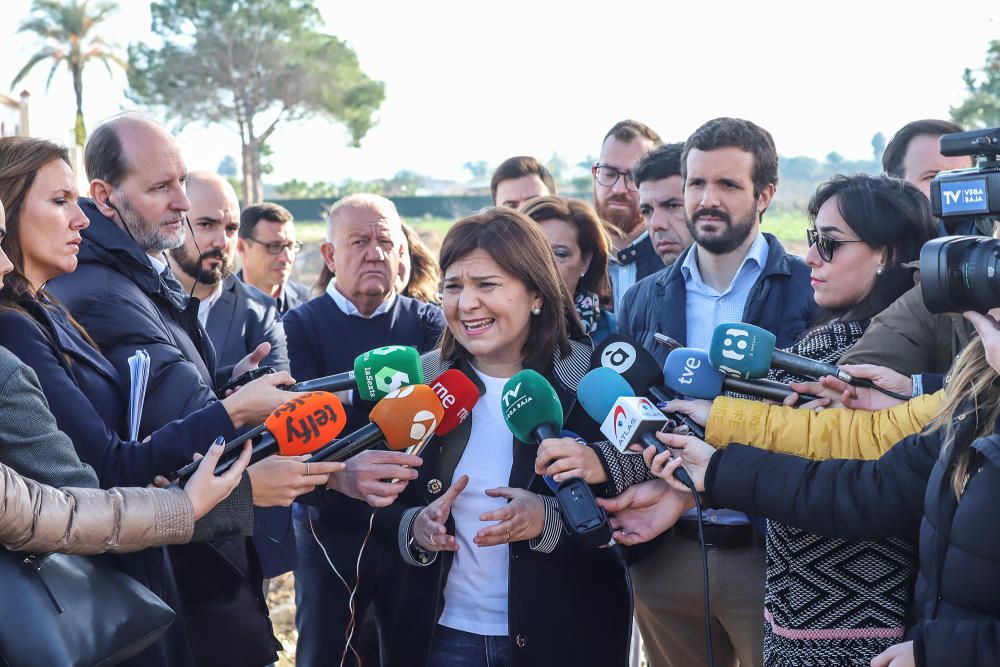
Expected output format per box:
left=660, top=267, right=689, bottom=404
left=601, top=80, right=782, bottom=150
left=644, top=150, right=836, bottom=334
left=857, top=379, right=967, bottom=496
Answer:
left=2, top=0, right=999, bottom=185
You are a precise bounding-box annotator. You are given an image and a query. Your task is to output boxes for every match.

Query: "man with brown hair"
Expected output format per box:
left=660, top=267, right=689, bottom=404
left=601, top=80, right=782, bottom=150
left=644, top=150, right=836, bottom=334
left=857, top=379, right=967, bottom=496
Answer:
left=594, top=119, right=663, bottom=308
left=237, top=202, right=310, bottom=315
left=490, top=155, right=557, bottom=209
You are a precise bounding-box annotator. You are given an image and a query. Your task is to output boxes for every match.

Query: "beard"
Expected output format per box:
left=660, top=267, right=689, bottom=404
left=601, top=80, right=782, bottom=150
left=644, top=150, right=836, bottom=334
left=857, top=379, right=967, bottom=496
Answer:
left=595, top=192, right=644, bottom=237
left=686, top=205, right=758, bottom=255
left=170, top=243, right=232, bottom=285
left=118, top=190, right=185, bottom=253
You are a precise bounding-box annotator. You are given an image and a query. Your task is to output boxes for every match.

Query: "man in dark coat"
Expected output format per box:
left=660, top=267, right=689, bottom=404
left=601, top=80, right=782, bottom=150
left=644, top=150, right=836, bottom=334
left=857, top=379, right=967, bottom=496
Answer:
left=48, top=115, right=284, bottom=667
left=614, top=117, right=816, bottom=667
left=237, top=202, right=310, bottom=316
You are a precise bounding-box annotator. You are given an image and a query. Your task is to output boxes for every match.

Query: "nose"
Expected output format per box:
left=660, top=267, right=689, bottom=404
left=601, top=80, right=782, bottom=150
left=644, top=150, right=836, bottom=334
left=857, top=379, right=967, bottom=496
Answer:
left=611, top=175, right=629, bottom=195
left=804, top=241, right=823, bottom=268
left=698, top=184, right=721, bottom=210
left=0, top=246, right=13, bottom=283
left=457, top=286, right=480, bottom=313
left=365, top=244, right=387, bottom=262
left=173, top=185, right=191, bottom=213
left=70, top=202, right=89, bottom=230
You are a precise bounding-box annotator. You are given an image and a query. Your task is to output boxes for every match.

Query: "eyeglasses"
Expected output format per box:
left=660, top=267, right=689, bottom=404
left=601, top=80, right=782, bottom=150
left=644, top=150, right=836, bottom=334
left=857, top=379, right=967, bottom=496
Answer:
left=245, top=237, right=303, bottom=255
left=592, top=163, right=638, bottom=192
left=806, top=227, right=867, bottom=262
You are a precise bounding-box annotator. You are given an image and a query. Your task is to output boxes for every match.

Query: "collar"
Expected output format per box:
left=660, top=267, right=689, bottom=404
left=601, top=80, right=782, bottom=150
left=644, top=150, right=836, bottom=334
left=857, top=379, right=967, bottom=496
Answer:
left=681, top=230, right=768, bottom=288
left=201, top=280, right=226, bottom=311
left=611, top=231, right=649, bottom=266
left=148, top=253, right=168, bottom=275
left=325, top=278, right=396, bottom=319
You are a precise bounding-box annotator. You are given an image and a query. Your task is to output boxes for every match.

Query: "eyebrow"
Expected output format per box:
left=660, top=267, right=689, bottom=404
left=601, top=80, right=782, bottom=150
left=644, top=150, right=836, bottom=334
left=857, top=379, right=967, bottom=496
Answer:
left=444, top=273, right=502, bottom=281
left=816, top=224, right=850, bottom=235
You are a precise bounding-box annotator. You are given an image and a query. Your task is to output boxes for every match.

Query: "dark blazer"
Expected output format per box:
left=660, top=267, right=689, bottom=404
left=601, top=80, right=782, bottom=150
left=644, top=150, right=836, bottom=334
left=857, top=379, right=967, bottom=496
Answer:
left=207, top=274, right=289, bottom=386
left=47, top=199, right=280, bottom=667
left=375, top=341, right=632, bottom=667
left=617, top=233, right=817, bottom=366
left=235, top=270, right=309, bottom=316
left=705, top=410, right=1000, bottom=667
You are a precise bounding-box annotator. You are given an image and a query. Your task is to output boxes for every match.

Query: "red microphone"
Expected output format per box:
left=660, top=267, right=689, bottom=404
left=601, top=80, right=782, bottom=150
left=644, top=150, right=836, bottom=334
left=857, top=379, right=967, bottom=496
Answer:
left=410, top=369, right=479, bottom=455
left=170, top=392, right=347, bottom=480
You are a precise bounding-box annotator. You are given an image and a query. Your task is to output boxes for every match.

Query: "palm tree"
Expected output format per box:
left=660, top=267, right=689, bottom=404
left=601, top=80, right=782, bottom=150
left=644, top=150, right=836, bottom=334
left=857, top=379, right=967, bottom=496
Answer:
left=12, top=0, right=126, bottom=148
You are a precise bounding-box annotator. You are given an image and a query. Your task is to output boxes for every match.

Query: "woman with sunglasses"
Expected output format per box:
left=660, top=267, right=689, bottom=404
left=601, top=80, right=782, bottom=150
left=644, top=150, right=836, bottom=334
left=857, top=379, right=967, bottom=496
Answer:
left=665, top=173, right=935, bottom=665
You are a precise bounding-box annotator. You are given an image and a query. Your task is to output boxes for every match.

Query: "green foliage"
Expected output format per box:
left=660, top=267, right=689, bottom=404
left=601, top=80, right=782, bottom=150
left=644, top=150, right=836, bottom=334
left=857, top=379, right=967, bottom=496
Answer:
left=14, top=0, right=126, bottom=146
left=952, top=40, right=1000, bottom=128
left=127, top=0, right=384, bottom=203
left=275, top=170, right=430, bottom=199
left=217, top=155, right=237, bottom=178
left=462, top=160, right=490, bottom=182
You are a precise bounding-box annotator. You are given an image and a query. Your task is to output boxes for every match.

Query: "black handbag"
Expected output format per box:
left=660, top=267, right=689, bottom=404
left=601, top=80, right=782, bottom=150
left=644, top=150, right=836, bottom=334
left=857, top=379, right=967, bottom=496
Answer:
left=0, top=550, right=175, bottom=667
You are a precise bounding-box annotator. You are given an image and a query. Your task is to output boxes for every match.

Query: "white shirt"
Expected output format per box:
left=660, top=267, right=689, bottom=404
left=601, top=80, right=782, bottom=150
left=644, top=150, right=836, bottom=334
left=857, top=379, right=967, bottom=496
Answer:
left=608, top=231, right=649, bottom=309
left=325, top=278, right=396, bottom=319
left=196, top=281, right=225, bottom=329
left=438, top=369, right=514, bottom=636
left=148, top=253, right=167, bottom=275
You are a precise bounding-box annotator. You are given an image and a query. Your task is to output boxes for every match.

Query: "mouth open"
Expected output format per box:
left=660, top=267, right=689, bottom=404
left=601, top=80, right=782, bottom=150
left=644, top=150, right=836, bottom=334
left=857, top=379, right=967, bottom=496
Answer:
left=462, top=318, right=495, bottom=335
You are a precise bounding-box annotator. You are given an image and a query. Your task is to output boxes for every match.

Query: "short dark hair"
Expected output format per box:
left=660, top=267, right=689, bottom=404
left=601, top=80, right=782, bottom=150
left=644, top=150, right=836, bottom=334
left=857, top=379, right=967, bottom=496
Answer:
left=490, top=156, right=556, bottom=203
left=602, top=119, right=662, bottom=147
left=438, top=208, right=580, bottom=368
left=240, top=202, right=294, bottom=239
left=882, top=119, right=966, bottom=177
left=632, top=142, right=684, bottom=188
left=681, top=117, right=779, bottom=197
left=84, top=119, right=129, bottom=186
left=807, top=173, right=936, bottom=323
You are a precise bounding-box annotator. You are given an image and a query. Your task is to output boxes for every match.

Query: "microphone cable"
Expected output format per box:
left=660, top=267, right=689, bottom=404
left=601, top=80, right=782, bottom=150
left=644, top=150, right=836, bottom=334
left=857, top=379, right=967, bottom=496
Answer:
left=688, top=488, right=715, bottom=667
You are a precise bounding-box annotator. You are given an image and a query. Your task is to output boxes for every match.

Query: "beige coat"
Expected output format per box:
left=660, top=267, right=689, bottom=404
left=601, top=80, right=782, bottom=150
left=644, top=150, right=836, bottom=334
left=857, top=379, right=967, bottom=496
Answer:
left=0, top=461, right=194, bottom=555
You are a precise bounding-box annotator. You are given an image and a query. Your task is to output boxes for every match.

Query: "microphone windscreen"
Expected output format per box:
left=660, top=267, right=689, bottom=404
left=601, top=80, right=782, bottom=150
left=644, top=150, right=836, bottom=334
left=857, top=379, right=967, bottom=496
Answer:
left=354, top=346, right=423, bottom=401
left=429, top=369, right=479, bottom=436
left=370, top=384, right=445, bottom=450
left=708, top=323, right=776, bottom=379
left=265, top=391, right=348, bottom=455
left=591, top=335, right=663, bottom=394
left=501, top=369, right=564, bottom=443
left=577, top=367, right=634, bottom=422
left=663, top=348, right=725, bottom=400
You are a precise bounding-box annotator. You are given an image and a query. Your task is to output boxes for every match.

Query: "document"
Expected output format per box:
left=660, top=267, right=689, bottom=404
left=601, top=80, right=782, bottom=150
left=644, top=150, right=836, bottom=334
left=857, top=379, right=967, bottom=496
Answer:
left=127, top=350, right=150, bottom=441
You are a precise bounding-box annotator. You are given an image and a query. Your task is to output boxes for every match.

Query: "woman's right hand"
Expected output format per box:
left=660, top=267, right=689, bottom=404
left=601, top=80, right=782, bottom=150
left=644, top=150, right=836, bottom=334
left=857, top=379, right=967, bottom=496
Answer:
left=661, top=398, right=712, bottom=428
left=412, top=475, right=468, bottom=552
left=247, top=455, right=345, bottom=507
left=220, top=371, right=295, bottom=428
left=642, top=431, right=718, bottom=493
left=184, top=440, right=253, bottom=520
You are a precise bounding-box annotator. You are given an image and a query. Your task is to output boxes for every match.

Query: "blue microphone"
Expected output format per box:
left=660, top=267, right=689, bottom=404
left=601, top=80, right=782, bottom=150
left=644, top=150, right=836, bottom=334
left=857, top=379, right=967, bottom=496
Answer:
left=663, top=348, right=820, bottom=404
left=577, top=368, right=695, bottom=490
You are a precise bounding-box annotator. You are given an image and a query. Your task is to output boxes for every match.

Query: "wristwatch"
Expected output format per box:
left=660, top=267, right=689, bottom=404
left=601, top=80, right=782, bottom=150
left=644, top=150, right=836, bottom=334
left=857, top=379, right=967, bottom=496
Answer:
left=408, top=534, right=434, bottom=565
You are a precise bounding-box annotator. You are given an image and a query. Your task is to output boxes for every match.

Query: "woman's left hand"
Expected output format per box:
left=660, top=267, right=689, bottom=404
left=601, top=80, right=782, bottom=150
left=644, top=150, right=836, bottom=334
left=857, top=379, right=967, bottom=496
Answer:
left=474, top=487, right=545, bottom=547
left=870, top=640, right=914, bottom=667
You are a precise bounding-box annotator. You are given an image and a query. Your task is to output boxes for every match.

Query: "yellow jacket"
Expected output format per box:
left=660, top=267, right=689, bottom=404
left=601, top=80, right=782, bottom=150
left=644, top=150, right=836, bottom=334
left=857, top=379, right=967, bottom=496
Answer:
left=704, top=390, right=944, bottom=460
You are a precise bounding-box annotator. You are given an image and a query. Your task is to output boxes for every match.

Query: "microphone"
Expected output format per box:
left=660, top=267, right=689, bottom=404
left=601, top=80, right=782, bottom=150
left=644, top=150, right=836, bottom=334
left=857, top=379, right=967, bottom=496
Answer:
left=410, top=369, right=479, bottom=456
left=289, top=345, right=424, bottom=401
left=664, top=348, right=821, bottom=404
left=591, top=335, right=706, bottom=439
left=305, top=384, right=445, bottom=463
left=501, top=369, right=564, bottom=443
left=708, top=323, right=869, bottom=387
left=577, top=368, right=695, bottom=490
left=170, top=391, right=347, bottom=481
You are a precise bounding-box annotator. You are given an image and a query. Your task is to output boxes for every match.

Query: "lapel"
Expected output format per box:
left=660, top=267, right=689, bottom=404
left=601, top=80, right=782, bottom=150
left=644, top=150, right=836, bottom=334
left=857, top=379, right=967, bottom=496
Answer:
left=206, top=277, right=240, bottom=360
left=654, top=258, right=690, bottom=347
left=31, top=301, right=120, bottom=386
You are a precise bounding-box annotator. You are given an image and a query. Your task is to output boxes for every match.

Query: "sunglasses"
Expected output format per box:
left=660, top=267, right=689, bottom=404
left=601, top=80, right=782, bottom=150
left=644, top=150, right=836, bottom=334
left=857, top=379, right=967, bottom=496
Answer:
left=806, top=227, right=867, bottom=262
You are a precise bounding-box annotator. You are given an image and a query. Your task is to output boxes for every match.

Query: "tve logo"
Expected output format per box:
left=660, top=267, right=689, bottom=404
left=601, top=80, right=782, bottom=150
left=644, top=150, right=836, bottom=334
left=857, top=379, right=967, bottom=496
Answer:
left=675, top=355, right=701, bottom=385
left=940, top=178, right=989, bottom=215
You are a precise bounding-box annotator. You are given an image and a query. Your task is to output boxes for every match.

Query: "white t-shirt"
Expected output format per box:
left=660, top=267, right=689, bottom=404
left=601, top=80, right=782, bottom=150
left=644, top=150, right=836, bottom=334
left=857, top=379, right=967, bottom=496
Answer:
left=437, top=369, right=514, bottom=636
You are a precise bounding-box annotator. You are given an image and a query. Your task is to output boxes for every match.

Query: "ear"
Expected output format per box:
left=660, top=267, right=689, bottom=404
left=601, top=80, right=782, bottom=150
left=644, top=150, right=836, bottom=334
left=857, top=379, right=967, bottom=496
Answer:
left=756, top=183, right=776, bottom=214
left=320, top=241, right=336, bottom=274
left=89, top=179, right=116, bottom=218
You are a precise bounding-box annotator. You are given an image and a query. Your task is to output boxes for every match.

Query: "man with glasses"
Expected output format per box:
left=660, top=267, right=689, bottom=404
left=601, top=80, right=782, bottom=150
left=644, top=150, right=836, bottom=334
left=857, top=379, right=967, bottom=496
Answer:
left=238, top=202, right=310, bottom=315
left=594, top=119, right=663, bottom=309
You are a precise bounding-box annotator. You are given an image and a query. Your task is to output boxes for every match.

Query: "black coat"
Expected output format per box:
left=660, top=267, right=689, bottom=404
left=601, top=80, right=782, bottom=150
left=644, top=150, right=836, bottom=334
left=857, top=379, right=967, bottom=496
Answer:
left=48, top=199, right=280, bottom=667
left=374, top=341, right=633, bottom=667
left=705, top=412, right=1000, bottom=667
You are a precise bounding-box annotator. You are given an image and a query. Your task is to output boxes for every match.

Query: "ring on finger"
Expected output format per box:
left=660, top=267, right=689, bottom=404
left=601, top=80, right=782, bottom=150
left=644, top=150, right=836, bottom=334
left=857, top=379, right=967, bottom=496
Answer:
left=428, top=534, right=436, bottom=547
left=304, top=462, right=310, bottom=476
left=506, top=530, right=511, bottom=543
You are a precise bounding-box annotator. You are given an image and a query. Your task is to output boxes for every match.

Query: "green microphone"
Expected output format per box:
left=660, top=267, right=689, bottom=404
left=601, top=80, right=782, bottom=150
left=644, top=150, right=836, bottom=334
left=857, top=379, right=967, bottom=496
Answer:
left=501, top=369, right=564, bottom=443
left=289, top=345, right=423, bottom=401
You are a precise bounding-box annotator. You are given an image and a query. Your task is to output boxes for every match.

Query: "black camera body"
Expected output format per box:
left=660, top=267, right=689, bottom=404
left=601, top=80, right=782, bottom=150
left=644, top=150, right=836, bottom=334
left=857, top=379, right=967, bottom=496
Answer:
left=930, top=128, right=1000, bottom=228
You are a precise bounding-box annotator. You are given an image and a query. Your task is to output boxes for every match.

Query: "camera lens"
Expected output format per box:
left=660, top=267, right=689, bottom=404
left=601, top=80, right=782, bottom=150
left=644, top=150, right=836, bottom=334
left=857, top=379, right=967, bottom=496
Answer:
left=920, top=236, right=1000, bottom=313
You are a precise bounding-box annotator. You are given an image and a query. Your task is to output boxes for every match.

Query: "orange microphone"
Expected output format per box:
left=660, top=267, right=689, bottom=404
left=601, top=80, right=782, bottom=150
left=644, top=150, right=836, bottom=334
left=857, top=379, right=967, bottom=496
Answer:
left=305, top=384, right=445, bottom=463
left=170, top=391, right=347, bottom=481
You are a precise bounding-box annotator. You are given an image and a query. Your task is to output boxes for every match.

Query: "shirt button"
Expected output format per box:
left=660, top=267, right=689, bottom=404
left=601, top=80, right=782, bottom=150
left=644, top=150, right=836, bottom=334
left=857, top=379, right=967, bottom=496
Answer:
left=710, top=515, right=719, bottom=523
left=515, top=634, right=527, bottom=648
left=630, top=249, right=637, bottom=256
